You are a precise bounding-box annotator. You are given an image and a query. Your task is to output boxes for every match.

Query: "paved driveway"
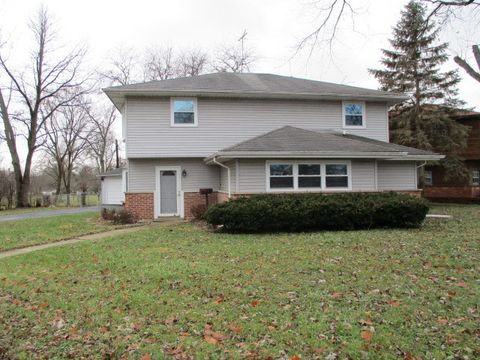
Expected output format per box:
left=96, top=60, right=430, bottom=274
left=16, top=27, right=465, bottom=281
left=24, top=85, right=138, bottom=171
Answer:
left=0, top=206, right=100, bottom=222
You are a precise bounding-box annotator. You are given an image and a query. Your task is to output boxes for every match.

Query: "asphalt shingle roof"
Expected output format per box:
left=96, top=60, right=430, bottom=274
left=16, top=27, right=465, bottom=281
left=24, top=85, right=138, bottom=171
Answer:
left=218, top=126, right=437, bottom=156
left=104, top=72, right=406, bottom=101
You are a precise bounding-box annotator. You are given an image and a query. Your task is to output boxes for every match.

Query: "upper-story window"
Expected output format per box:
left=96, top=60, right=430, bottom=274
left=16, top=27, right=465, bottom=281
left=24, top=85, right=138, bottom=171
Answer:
left=343, top=101, right=366, bottom=128
left=171, top=98, right=198, bottom=127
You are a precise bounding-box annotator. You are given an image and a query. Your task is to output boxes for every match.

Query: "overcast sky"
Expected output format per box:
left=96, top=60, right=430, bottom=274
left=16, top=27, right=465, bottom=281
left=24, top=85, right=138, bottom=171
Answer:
left=0, top=0, right=479, bottom=167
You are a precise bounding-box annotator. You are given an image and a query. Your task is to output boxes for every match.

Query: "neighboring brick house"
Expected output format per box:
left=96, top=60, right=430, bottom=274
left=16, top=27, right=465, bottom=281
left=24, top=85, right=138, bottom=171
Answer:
left=422, top=110, right=480, bottom=202
left=103, top=73, right=442, bottom=220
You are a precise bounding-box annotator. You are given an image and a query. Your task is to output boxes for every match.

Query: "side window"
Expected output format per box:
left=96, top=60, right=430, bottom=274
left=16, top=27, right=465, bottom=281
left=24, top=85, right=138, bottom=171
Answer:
left=472, top=170, right=480, bottom=185
left=424, top=170, right=433, bottom=186
left=171, top=98, right=197, bottom=126
left=343, top=102, right=365, bottom=128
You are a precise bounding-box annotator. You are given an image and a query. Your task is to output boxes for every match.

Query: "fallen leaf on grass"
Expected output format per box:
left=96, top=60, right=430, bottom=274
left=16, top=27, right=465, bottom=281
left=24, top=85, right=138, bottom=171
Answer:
left=290, top=355, right=301, bottom=360
left=387, top=300, right=400, bottom=307
left=213, top=295, right=224, bottom=304
left=140, top=354, right=151, bottom=360
left=456, top=282, right=468, bottom=288
left=251, top=300, right=261, bottom=307
left=331, top=292, right=342, bottom=299
left=228, top=323, right=242, bottom=333
left=361, top=330, right=373, bottom=342
left=204, top=335, right=218, bottom=345
left=437, top=318, right=448, bottom=325
left=360, top=319, right=373, bottom=326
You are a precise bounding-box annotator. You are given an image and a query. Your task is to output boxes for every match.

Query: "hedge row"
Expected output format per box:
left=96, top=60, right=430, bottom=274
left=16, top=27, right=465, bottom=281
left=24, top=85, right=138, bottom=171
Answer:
left=203, top=192, right=429, bottom=233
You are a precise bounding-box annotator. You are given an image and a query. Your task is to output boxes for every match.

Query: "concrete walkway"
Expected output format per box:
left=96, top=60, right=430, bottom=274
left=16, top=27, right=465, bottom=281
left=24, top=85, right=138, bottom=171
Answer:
left=0, top=206, right=100, bottom=222
left=0, top=219, right=182, bottom=259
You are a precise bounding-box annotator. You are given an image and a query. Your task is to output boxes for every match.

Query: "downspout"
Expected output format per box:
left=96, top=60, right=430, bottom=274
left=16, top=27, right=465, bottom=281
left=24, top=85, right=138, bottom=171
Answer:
left=416, top=161, right=427, bottom=169
left=212, top=156, right=231, bottom=198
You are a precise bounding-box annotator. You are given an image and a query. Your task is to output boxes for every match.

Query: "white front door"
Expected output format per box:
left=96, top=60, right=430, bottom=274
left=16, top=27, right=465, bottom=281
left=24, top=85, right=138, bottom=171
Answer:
left=156, top=167, right=182, bottom=217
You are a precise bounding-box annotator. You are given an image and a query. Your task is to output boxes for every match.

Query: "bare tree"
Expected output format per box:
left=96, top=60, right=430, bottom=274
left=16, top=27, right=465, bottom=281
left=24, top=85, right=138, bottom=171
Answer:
left=0, top=7, right=89, bottom=207
left=85, top=105, right=117, bottom=173
left=297, top=0, right=479, bottom=54
left=214, top=31, right=255, bottom=73
left=43, top=97, right=90, bottom=197
left=176, top=49, right=209, bottom=77
left=454, top=45, right=480, bottom=82
left=143, top=46, right=177, bottom=81
left=99, top=47, right=142, bottom=86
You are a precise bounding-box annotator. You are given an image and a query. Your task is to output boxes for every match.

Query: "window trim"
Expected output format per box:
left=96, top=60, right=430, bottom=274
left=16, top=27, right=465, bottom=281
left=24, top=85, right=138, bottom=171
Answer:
left=170, top=97, right=198, bottom=127
left=472, top=169, right=480, bottom=185
left=266, top=160, right=352, bottom=192
left=424, top=170, right=433, bottom=186
left=342, top=101, right=366, bottom=129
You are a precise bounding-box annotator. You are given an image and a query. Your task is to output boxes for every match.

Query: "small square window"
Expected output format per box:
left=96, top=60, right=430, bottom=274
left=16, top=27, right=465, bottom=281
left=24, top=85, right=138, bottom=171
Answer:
left=269, top=164, right=294, bottom=189
left=343, top=102, right=365, bottom=128
left=325, top=164, right=349, bottom=188
left=472, top=170, right=480, bottom=185
left=171, top=98, right=197, bottom=126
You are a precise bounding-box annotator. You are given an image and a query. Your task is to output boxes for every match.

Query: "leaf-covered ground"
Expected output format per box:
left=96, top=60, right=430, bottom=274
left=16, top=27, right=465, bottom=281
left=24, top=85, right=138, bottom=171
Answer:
left=0, top=212, right=115, bottom=251
left=0, top=204, right=478, bottom=359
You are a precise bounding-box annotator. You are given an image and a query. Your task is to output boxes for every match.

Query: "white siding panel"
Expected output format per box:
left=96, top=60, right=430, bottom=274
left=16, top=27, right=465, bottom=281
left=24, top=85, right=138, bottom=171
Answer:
left=126, top=98, right=389, bottom=158
left=128, top=158, right=220, bottom=192
left=351, top=160, right=376, bottom=191
left=377, top=161, right=417, bottom=190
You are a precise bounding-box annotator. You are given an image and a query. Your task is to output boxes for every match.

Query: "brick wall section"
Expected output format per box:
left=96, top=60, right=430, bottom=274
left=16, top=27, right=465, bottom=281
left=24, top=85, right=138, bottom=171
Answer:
left=184, top=192, right=219, bottom=220
left=423, top=186, right=480, bottom=200
left=125, top=192, right=154, bottom=220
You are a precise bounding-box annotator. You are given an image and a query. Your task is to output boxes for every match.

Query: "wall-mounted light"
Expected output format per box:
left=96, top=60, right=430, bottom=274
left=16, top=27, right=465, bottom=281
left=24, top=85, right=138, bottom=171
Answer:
left=182, top=169, right=187, bottom=177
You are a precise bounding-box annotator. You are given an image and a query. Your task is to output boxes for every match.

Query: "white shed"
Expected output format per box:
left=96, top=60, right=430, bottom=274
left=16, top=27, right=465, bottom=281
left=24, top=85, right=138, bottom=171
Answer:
left=98, top=168, right=126, bottom=206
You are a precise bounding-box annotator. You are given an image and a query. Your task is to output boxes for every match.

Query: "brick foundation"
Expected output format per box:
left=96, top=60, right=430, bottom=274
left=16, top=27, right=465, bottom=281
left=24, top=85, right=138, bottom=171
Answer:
left=125, top=192, right=154, bottom=220
left=184, top=191, right=219, bottom=220
left=422, top=186, right=480, bottom=201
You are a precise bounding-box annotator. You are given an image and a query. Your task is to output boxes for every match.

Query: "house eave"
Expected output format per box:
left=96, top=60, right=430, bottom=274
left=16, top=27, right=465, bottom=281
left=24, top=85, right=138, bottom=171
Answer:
left=204, top=151, right=419, bottom=164
left=103, top=89, right=408, bottom=110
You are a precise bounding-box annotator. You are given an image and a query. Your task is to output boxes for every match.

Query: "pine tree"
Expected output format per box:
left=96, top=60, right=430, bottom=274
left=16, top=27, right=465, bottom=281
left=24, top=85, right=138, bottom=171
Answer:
left=369, top=0, right=470, bottom=181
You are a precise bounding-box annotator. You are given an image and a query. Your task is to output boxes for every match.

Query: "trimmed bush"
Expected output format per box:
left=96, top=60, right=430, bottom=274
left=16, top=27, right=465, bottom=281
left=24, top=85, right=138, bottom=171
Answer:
left=203, top=192, right=429, bottom=233
left=113, top=209, right=137, bottom=225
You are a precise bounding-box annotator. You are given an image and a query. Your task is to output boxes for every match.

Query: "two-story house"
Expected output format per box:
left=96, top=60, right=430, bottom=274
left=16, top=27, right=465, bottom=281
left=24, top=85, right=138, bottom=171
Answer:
left=104, top=73, right=442, bottom=219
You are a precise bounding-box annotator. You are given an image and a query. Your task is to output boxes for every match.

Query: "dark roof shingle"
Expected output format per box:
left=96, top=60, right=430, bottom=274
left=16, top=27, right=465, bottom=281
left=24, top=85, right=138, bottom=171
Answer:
left=214, top=126, right=438, bottom=157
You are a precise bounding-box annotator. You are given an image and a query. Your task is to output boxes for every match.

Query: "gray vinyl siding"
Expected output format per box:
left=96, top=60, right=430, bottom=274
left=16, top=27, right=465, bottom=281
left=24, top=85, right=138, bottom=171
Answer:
left=377, top=161, right=417, bottom=190
left=351, top=160, right=376, bottom=191
left=125, top=97, right=389, bottom=158
left=238, top=160, right=266, bottom=193
left=128, top=158, right=220, bottom=193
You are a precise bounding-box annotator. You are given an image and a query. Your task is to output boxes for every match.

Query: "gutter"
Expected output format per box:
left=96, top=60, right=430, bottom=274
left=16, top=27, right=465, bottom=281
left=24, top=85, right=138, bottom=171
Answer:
left=212, top=156, right=231, bottom=198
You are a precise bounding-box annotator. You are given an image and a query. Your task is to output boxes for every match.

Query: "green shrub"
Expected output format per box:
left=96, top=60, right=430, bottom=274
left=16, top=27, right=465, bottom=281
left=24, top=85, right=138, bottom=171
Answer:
left=204, top=192, right=429, bottom=233
left=113, top=209, right=137, bottom=225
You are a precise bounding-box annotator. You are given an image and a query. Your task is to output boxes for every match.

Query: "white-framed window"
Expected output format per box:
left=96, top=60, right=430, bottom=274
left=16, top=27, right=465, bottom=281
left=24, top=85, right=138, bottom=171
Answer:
left=266, top=161, right=351, bottom=192
left=472, top=170, right=480, bottom=185
left=424, top=170, right=433, bottom=186
left=342, top=101, right=366, bottom=128
left=170, top=98, right=198, bottom=127
left=269, top=164, right=294, bottom=189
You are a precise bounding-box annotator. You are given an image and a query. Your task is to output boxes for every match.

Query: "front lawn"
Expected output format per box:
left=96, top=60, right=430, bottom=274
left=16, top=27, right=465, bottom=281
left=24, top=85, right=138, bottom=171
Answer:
left=0, top=204, right=478, bottom=359
left=0, top=212, right=115, bottom=251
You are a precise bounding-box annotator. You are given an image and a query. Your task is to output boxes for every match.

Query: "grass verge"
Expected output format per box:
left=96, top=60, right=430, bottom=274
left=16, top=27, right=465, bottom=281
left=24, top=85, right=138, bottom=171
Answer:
left=0, top=212, right=115, bottom=252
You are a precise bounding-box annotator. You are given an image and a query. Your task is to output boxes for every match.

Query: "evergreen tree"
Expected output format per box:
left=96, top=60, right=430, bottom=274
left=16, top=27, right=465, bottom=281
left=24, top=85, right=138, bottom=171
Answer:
left=369, top=0, right=470, bottom=181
